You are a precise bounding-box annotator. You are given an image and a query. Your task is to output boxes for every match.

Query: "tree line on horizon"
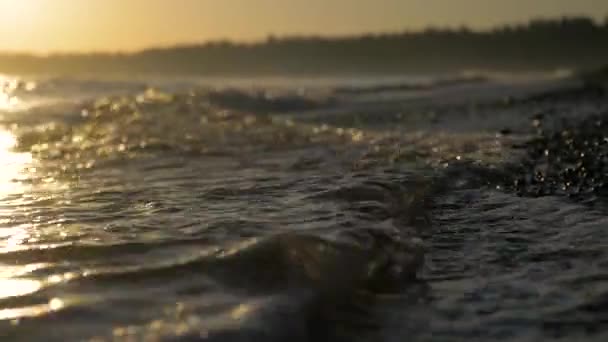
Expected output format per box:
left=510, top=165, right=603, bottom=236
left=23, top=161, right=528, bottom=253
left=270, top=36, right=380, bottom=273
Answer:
left=2, top=16, right=608, bottom=76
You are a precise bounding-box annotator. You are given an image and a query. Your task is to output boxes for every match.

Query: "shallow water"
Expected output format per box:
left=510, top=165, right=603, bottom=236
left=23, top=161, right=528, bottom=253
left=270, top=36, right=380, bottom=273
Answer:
left=0, top=73, right=606, bottom=341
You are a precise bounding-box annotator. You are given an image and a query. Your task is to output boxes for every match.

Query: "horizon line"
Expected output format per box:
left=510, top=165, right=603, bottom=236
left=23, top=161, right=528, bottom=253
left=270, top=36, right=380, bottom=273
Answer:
left=2, top=14, right=605, bottom=57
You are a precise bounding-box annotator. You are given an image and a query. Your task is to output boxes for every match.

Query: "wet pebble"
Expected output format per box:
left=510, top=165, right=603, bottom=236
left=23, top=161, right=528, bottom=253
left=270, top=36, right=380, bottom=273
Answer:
left=508, top=112, right=608, bottom=202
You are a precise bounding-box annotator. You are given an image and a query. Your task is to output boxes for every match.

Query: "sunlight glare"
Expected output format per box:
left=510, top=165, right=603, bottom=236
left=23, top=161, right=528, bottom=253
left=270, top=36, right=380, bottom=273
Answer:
left=0, top=130, right=32, bottom=196
left=0, top=75, right=22, bottom=111
left=0, top=279, right=41, bottom=300
left=0, top=0, right=37, bottom=30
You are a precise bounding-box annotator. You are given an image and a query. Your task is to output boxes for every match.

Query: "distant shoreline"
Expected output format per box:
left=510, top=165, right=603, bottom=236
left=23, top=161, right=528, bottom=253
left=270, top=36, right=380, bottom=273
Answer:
left=2, top=16, right=607, bottom=76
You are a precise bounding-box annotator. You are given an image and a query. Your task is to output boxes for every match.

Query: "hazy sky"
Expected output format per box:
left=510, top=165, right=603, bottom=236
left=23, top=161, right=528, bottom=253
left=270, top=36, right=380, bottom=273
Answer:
left=1, top=0, right=607, bottom=53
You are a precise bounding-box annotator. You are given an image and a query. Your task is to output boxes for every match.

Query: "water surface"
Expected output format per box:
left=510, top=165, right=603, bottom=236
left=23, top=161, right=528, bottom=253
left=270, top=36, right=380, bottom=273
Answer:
left=0, top=73, right=606, bottom=341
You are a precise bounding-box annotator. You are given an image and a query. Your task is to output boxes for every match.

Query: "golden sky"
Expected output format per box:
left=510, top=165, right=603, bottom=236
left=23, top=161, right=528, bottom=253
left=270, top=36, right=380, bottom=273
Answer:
left=1, top=0, right=607, bottom=53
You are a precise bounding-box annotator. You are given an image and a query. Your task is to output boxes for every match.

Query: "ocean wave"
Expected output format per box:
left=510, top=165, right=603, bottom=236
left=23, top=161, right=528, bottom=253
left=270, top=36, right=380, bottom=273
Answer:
left=333, top=75, right=488, bottom=95
left=1, top=75, right=608, bottom=341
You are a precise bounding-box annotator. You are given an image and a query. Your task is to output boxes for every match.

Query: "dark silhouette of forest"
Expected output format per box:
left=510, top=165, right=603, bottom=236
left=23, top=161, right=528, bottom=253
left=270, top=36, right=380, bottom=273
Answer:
left=2, top=16, right=608, bottom=76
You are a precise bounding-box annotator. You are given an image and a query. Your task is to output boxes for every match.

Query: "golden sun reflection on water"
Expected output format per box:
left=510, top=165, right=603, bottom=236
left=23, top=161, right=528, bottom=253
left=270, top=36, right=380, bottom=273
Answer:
left=0, top=75, right=21, bottom=111
left=0, top=264, right=75, bottom=320
left=0, top=279, right=41, bottom=300
left=0, top=93, right=19, bottom=111
left=0, top=297, right=66, bottom=321
left=0, top=128, right=43, bottom=319
left=0, top=264, right=68, bottom=321
left=0, top=130, right=32, bottom=196
left=0, top=95, right=75, bottom=321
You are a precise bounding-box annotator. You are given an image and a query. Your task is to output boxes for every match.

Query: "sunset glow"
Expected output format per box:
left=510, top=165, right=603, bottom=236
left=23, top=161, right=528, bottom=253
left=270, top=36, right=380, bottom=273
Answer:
left=0, top=1, right=39, bottom=35
left=0, top=0, right=606, bottom=53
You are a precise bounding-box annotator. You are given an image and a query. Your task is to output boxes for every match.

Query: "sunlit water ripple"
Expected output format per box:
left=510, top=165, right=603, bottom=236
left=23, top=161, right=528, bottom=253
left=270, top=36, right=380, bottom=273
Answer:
left=0, top=74, right=606, bottom=341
